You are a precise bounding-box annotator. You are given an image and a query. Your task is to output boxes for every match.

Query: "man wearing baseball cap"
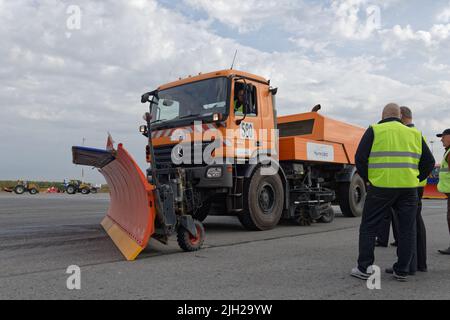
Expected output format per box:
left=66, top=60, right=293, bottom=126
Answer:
left=437, top=129, right=450, bottom=255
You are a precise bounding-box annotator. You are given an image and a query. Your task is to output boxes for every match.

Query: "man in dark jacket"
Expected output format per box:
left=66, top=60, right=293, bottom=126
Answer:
left=351, top=103, right=435, bottom=282
left=399, top=106, right=430, bottom=272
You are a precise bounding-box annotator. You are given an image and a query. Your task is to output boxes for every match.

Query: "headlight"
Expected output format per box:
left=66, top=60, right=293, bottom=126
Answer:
left=139, top=125, right=147, bottom=133
left=206, top=167, right=222, bottom=178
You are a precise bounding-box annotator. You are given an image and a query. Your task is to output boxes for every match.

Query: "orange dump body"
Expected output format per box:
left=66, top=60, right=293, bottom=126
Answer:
left=277, top=112, right=365, bottom=164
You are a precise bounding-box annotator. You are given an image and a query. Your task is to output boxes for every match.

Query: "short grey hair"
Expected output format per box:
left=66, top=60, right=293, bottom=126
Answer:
left=400, top=106, right=413, bottom=119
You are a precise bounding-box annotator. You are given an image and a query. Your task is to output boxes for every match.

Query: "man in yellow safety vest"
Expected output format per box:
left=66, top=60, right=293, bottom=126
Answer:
left=437, top=129, right=450, bottom=255
left=234, top=89, right=245, bottom=114
left=351, top=103, right=435, bottom=282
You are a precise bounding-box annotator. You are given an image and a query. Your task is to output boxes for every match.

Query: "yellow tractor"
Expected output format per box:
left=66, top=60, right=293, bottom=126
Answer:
left=65, top=180, right=94, bottom=195
left=3, top=181, right=39, bottom=195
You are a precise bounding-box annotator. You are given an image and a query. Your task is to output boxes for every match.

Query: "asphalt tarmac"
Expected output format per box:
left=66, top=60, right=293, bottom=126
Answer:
left=0, top=193, right=449, bottom=300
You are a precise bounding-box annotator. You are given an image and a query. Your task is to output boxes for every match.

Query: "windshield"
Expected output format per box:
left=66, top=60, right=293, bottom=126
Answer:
left=151, top=77, right=228, bottom=124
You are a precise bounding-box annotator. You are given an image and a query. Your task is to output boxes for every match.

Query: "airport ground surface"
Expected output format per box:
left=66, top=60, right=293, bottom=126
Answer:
left=0, top=193, right=449, bottom=300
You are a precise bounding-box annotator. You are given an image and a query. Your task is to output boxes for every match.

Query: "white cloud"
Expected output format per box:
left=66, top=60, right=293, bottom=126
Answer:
left=437, top=3, right=450, bottom=23
left=331, top=0, right=382, bottom=40
left=380, top=22, right=450, bottom=57
left=184, top=0, right=302, bottom=33
left=0, top=0, right=449, bottom=180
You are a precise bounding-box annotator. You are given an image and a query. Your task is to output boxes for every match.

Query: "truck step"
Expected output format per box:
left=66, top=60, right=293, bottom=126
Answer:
left=230, top=193, right=243, bottom=197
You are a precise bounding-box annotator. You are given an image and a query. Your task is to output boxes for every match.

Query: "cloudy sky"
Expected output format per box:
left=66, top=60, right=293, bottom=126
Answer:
left=0, top=0, right=449, bottom=183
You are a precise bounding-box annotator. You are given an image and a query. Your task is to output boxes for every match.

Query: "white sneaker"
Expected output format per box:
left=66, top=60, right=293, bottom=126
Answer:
left=351, top=267, right=372, bottom=280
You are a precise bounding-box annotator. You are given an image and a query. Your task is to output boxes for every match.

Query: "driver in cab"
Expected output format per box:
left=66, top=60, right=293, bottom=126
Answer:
left=234, top=89, right=245, bottom=115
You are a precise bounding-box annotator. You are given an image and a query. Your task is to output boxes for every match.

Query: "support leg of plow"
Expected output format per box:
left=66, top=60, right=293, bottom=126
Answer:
left=72, top=143, right=156, bottom=261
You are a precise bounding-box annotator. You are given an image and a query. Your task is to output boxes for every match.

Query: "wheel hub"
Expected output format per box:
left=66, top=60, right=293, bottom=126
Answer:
left=258, top=184, right=275, bottom=214
left=354, top=186, right=362, bottom=203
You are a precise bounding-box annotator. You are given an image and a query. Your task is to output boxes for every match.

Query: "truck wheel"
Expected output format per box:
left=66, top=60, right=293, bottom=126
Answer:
left=338, top=173, right=366, bottom=217
left=90, top=188, right=98, bottom=194
left=238, top=168, right=284, bottom=231
left=29, top=188, right=38, bottom=195
left=177, top=220, right=205, bottom=252
left=192, top=202, right=211, bottom=222
left=318, top=206, right=335, bottom=223
left=14, top=186, right=25, bottom=195
left=81, top=188, right=90, bottom=195
left=66, top=185, right=76, bottom=195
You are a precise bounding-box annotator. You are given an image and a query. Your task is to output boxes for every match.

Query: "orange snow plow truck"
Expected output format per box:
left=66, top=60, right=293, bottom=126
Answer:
left=72, top=70, right=366, bottom=261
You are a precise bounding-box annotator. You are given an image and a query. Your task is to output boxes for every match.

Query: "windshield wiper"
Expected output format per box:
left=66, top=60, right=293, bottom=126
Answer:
left=178, top=113, right=200, bottom=120
left=150, top=119, right=167, bottom=125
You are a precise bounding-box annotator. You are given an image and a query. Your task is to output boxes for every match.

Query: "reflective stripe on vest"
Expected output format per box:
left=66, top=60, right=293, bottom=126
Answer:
left=438, top=149, right=450, bottom=193
left=368, top=121, right=422, bottom=188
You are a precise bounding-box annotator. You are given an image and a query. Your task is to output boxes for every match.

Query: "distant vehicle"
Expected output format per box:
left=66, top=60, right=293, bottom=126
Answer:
left=423, top=165, right=448, bottom=199
left=3, top=181, right=39, bottom=195
left=46, top=186, right=62, bottom=193
left=65, top=180, right=98, bottom=195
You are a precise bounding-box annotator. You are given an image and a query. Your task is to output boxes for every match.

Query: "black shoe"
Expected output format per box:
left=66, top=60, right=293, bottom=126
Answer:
left=385, top=268, right=414, bottom=277
left=375, top=240, right=388, bottom=248
left=390, top=242, right=398, bottom=247
left=351, top=267, right=373, bottom=280
left=417, top=267, right=428, bottom=273
left=438, top=247, right=450, bottom=255
left=393, top=273, right=408, bottom=282
left=385, top=268, right=409, bottom=281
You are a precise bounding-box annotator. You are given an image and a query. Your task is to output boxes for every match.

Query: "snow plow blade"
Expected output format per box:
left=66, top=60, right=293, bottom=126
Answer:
left=72, top=144, right=157, bottom=261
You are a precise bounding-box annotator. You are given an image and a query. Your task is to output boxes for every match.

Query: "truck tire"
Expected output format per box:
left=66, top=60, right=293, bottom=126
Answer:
left=29, top=188, right=38, bottom=195
left=90, top=188, right=98, bottom=194
left=81, top=188, right=90, bottom=195
left=66, top=185, right=76, bottom=195
left=14, top=185, right=25, bottom=195
left=338, top=173, right=366, bottom=217
left=177, top=220, right=205, bottom=252
left=238, top=168, right=284, bottom=231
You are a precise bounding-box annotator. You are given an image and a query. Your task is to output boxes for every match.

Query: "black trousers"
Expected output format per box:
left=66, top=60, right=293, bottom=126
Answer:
left=377, top=187, right=427, bottom=271
left=377, top=208, right=399, bottom=245
left=410, top=187, right=427, bottom=272
left=447, top=195, right=450, bottom=236
left=358, top=186, right=418, bottom=276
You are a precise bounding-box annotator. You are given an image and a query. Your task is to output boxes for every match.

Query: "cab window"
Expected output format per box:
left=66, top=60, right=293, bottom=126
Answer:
left=234, top=82, right=257, bottom=116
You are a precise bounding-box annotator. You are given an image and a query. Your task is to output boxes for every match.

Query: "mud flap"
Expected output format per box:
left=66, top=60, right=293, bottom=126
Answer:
left=72, top=144, right=157, bottom=261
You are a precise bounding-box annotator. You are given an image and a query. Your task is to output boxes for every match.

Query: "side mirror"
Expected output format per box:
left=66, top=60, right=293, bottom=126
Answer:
left=141, top=90, right=159, bottom=104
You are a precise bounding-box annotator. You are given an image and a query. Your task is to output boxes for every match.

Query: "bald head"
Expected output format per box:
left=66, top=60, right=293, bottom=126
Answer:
left=382, top=103, right=401, bottom=120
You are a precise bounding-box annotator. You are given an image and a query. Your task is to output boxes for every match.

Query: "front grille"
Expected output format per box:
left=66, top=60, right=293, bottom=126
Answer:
left=153, top=142, right=212, bottom=169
